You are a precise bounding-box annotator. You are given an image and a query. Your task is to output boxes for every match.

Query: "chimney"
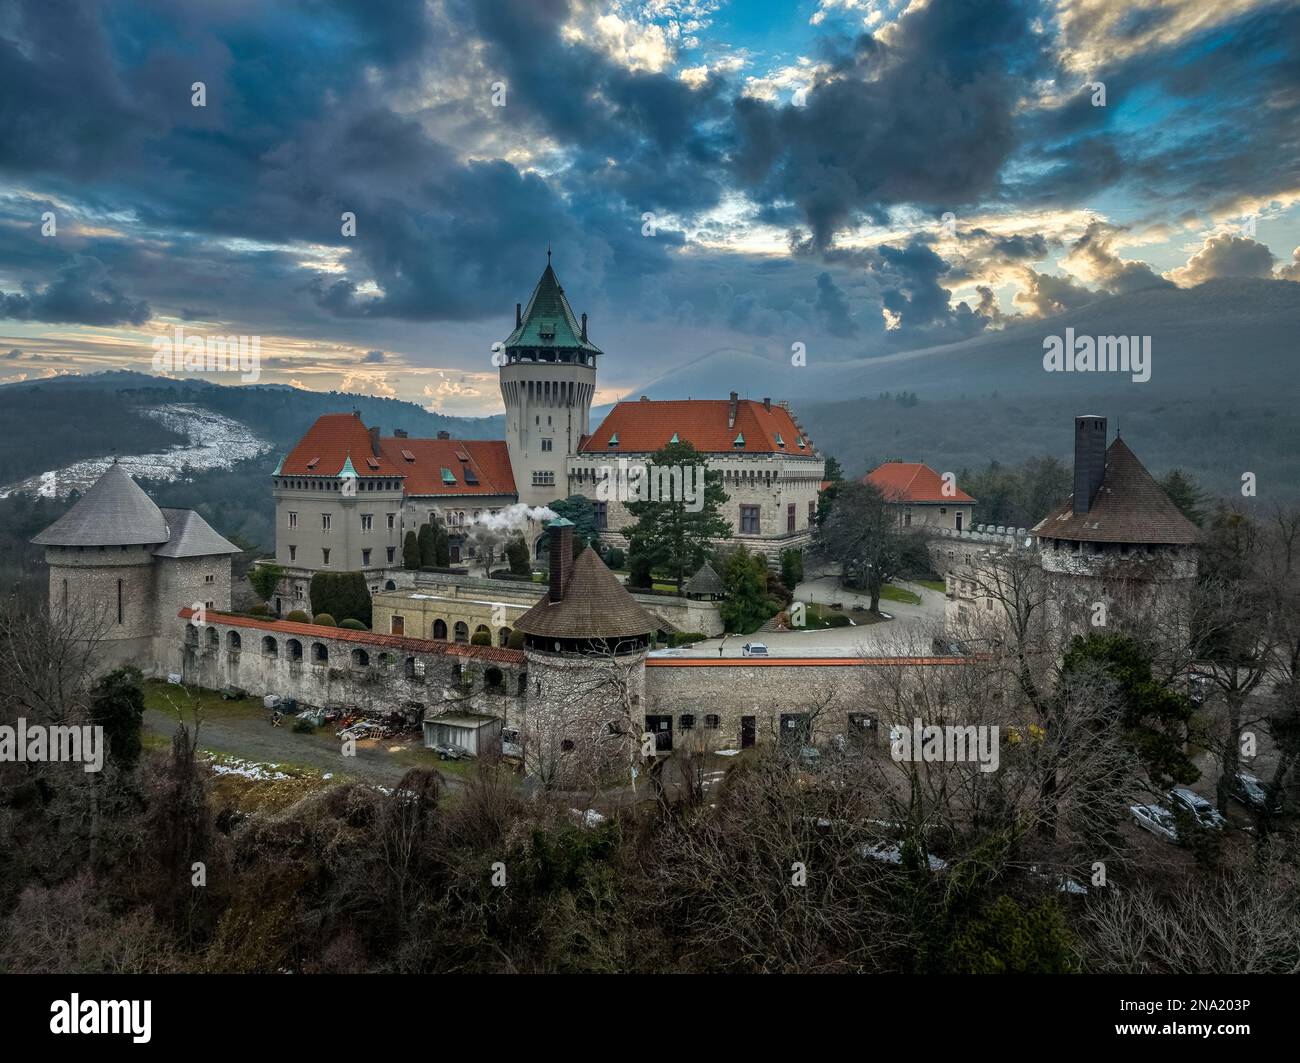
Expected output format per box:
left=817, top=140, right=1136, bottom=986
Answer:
left=581, top=312, right=588, bottom=342
left=394, top=428, right=408, bottom=439
left=368, top=425, right=381, bottom=456
left=547, top=518, right=575, bottom=603
left=437, top=430, right=450, bottom=440
left=516, top=302, right=522, bottom=327
left=763, top=397, right=771, bottom=412
left=728, top=391, right=739, bottom=429
left=1072, top=415, right=1108, bottom=514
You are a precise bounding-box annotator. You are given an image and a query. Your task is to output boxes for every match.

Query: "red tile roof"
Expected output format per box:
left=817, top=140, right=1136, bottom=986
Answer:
left=579, top=399, right=814, bottom=455
left=280, top=413, right=405, bottom=478
left=378, top=438, right=516, bottom=496
left=864, top=461, right=976, bottom=504
left=280, top=414, right=516, bottom=497
left=179, top=608, right=526, bottom=664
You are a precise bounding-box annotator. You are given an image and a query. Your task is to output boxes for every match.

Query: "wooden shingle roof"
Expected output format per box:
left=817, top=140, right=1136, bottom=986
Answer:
left=1031, top=438, right=1199, bottom=545
left=513, top=547, right=658, bottom=640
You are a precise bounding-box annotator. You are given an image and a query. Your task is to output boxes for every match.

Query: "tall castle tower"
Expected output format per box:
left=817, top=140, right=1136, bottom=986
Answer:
left=499, top=254, right=601, bottom=506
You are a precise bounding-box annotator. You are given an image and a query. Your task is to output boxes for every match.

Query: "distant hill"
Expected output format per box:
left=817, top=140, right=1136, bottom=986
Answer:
left=636, top=278, right=1300, bottom=501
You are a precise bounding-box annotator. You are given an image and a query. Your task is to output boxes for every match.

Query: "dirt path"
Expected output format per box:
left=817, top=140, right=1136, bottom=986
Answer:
left=144, top=709, right=437, bottom=787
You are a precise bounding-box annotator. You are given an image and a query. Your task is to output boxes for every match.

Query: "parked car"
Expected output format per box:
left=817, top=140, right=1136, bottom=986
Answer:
left=931, top=636, right=969, bottom=656
left=1167, top=787, right=1226, bottom=829
left=1231, top=771, right=1283, bottom=814
left=1130, top=803, right=1179, bottom=843
left=432, top=743, right=465, bottom=761
left=741, top=642, right=769, bottom=657
left=219, top=685, right=248, bottom=701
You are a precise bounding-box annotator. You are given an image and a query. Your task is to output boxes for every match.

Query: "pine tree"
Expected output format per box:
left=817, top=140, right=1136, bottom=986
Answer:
left=403, top=530, right=420, bottom=569
left=417, top=523, right=435, bottom=567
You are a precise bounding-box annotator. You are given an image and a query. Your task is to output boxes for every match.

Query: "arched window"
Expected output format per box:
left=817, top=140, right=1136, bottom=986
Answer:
left=498, top=627, right=511, bottom=647
left=262, top=635, right=277, bottom=657
left=227, top=630, right=241, bottom=651
left=433, top=618, right=448, bottom=640
left=185, top=625, right=199, bottom=646
left=384, top=580, right=396, bottom=591
left=351, top=648, right=369, bottom=668
left=287, top=638, right=303, bottom=661
left=311, top=642, right=328, bottom=663
left=453, top=621, right=469, bottom=643
left=484, top=666, right=504, bottom=691
left=474, top=624, right=490, bottom=641
left=206, top=626, right=219, bottom=648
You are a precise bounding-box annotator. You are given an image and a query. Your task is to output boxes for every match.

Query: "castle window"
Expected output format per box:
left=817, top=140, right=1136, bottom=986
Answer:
left=227, top=631, right=241, bottom=651
left=387, top=547, right=395, bottom=563
left=705, top=714, right=720, bottom=729
left=680, top=714, right=695, bottom=730
left=311, top=642, right=328, bottom=663
left=322, top=513, right=332, bottom=532
left=361, top=514, right=373, bottom=532
left=362, top=549, right=372, bottom=566
left=288, top=511, right=298, bottom=529
left=289, top=545, right=297, bottom=561
left=322, top=548, right=331, bottom=565
left=594, top=501, right=607, bottom=530
left=387, top=513, right=396, bottom=530
left=541, top=438, right=553, bottom=451
left=205, top=574, right=215, bottom=584
left=740, top=505, right=760, bottom=534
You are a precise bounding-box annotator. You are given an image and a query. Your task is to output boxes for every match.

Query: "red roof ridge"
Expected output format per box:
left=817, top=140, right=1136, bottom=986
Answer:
left=178, top=609, right=526, bottom=663
left=646, top=656, right=982, bottom=667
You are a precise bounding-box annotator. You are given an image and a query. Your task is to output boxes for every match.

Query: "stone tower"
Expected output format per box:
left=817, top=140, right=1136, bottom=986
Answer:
left=511, top=519, right=657, bottom=787
left=32, top=462, right=240, bottom=675
left=499, top=255, right=601, bottom=506
left=1031, top=415, right=1199, bottom=640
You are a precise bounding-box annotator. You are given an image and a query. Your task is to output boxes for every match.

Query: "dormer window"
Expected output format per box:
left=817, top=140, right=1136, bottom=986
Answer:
left=306, top=457, right=319, bottom=470
left=733, top=432, right=745, bottom=448
left=441, top=467, right=457, bottom=485
left=796, top=437, right=805, bottom=449
left=774, top=432, right=785, bottom=448
left=608, top=433, right=619, bottom=448
left=401, top=449, right=415, bottom=462
left=669, top=432, right=679, bottom=444
left=366, top=457, right=380, bottom=470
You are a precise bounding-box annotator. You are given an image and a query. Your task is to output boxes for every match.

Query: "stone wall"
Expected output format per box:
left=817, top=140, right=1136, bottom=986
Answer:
left=642, top=657, right=975, bottom=750
left=171, top=610, right=527, bottom=724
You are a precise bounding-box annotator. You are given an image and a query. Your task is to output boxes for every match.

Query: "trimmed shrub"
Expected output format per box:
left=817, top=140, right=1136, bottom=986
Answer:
left=668, top=631, right=707, bottom=647
left=506, top=534, right=531, bottom=576
left=339, top=618, right=367, bottom=631
left=247, top=603, right=271, bottom=617
left=470, top=630, right=492, bottom=646
left=605, top=547, right=625, bottom=570
left=285, top=610, right=310, bottom=623
left=628, top=552, right=653, bottom=588
left=312, top=613, right=337, bottom=627
left=507, top=629, right=527, bottom=649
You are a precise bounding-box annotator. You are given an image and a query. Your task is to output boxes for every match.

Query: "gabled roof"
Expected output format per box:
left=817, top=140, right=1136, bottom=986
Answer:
left=503, top=259, right=601, bottom=354
left=580, top=399, right=813, bottom=455
left=378, top=438, right=516, bottom=497
left=279, top=413, right=405, bottom=478
left=155, top=509, right=242, bottom=558
left=32, top=462, right=170, bottom=546
left=1031, top=438, right=1199, bottom=545
left=865, top=461, right=976, bottom=504
left=513, top=547, right=658, bottom=640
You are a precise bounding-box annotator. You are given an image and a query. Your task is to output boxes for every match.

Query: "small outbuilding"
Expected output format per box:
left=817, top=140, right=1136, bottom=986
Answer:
left=422, top=712, right=502, bottom=757
left=684, top=561, right=725, bottom=601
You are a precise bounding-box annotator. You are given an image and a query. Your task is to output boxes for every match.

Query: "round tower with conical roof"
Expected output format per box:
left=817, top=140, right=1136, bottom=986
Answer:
left=511, top=519, right=658, bottom=787
left=499, top=255, right=601, bottom=506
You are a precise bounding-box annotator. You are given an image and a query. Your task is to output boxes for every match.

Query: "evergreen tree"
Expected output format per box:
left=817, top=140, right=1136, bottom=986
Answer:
left=814, top=480, right=905, bottom=613
left=621, top=441, right=731, bottom=589
left=719, top=546, right=776, bottom=634
left=1160, top=468, right=1208, bottom=527
left=248, top=562, right=283, bottom=603
left=505, top=534, right=531, bottom=576
left=403, top=530, right=420, bottom=569
left=417, top=523, right=435, bottom=567
left=89, top=666, right=145, bottom=772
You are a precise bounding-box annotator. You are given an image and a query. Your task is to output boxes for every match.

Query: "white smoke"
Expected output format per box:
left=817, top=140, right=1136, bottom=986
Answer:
left=470, top=503, right=558, bottom=534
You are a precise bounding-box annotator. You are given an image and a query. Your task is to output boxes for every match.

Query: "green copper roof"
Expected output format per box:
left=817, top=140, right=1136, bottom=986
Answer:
left=271, top=455, right=284, bottom=475
left=503, top=259, right=602, bottom=354
left=339, top=456, right=359, bottom=479
left=669, top=432, right=679, bottom=444
left=547, top=516, right=575, bottom=528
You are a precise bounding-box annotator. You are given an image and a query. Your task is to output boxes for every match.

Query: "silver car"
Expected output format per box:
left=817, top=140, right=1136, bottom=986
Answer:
left=742, top=641, right=769, bottom=657
left=1130, top=803, right=1179, bottom=842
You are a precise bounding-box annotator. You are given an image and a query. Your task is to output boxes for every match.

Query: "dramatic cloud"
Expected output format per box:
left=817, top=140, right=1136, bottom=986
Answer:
left=1167, top=233, right=1277, bottom=286
left=1062, top=222, right=1174, bottom=295
left=0, top=256, right=150, bottom=326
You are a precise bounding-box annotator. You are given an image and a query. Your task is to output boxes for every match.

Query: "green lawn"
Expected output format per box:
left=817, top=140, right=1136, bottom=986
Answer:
left=143, top=678, right=266, bottom=721
left=879, top=584, right=922, bottom=606
left=916, top=579, right=947, bottom=593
